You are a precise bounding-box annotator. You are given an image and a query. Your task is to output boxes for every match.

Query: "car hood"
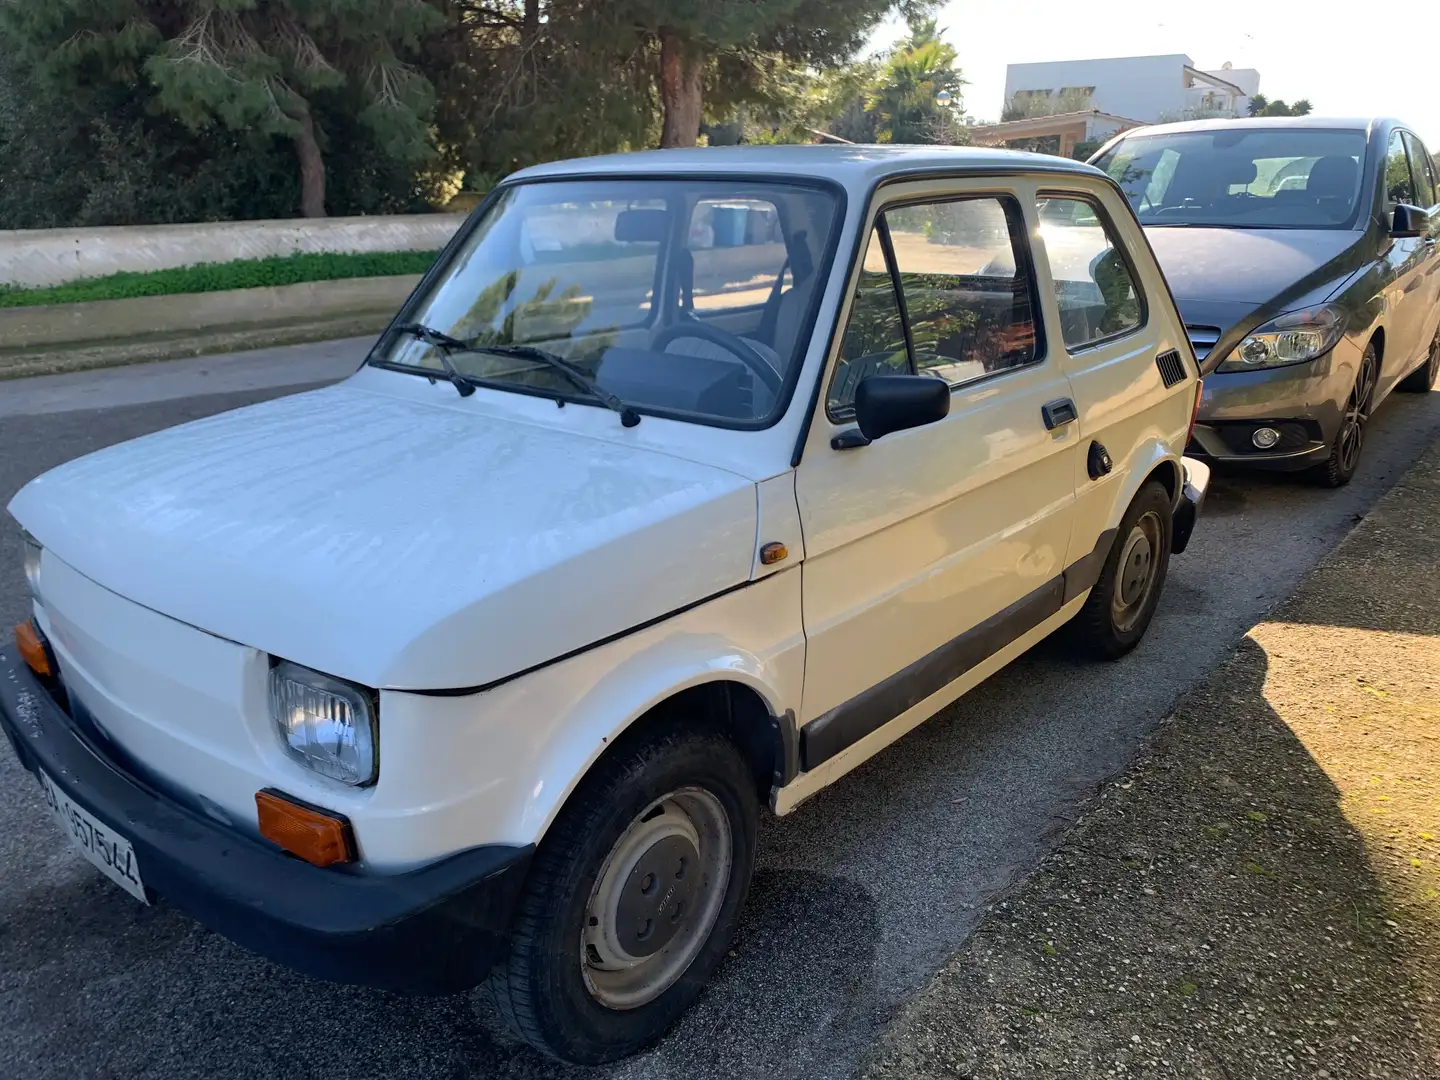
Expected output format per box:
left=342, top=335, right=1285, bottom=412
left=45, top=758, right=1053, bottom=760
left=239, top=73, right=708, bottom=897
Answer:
left=10, top=383, right=758, bottom=690
left=1143, top=225, right=1365, bottom=306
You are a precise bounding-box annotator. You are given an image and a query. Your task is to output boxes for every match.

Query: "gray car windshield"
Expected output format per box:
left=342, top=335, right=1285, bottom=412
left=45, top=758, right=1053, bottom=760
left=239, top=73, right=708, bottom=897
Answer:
left=1095, top=128, right=1369, bottom=229
left=369, top=178, right=841, bottom=427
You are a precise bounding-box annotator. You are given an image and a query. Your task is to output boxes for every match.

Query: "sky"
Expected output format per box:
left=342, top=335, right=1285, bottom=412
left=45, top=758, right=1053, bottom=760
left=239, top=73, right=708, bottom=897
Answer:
left=868, top=1, right=1437, bottom=147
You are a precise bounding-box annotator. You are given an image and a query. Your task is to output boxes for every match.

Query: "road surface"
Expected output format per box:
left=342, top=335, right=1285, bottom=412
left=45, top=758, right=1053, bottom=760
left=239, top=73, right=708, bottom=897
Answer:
left=2, top=341, right=1437, bottom=1080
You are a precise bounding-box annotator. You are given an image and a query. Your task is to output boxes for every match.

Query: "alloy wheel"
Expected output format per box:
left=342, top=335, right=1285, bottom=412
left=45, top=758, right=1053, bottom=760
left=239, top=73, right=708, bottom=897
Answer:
left=1336, top=347, right=1379, bottom=477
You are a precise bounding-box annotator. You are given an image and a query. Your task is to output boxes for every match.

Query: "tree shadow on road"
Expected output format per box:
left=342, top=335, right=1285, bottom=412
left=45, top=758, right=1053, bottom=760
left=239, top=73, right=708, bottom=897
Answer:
left=861, top=632, right=1440, bottom=1079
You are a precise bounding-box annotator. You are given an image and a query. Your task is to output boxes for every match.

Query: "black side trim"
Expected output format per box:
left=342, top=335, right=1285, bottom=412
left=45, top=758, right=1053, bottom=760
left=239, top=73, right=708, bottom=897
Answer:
left=771, top=708, right=800, bottom=787
left=800, top=575, right=1064, bottom=770
left=1063, top=527, right=1118, bottom=603
left=797, top=526, right=1120, bottom=771
left=410, top=577, right=759, bottom=697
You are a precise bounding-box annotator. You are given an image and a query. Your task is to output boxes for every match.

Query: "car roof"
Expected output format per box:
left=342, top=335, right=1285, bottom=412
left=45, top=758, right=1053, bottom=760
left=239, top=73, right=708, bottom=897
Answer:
left=508, top=144, right=1108, bottom=195
left=1112, top=116, right=1400, bottom=139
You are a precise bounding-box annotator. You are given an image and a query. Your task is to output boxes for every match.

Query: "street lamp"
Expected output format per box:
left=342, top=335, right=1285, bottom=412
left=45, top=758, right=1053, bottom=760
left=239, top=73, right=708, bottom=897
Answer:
left=935, top=89, right=954, bottom=143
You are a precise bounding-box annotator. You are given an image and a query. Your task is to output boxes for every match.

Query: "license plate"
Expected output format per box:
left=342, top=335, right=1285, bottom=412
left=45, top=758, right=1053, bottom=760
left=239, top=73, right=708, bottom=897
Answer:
left=38, top=769, right=148, bottom=904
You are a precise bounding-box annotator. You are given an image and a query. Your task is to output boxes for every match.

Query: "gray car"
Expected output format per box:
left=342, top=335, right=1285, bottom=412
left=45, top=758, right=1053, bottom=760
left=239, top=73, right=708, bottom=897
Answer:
left=1092, top=117, right=1440, bottom=486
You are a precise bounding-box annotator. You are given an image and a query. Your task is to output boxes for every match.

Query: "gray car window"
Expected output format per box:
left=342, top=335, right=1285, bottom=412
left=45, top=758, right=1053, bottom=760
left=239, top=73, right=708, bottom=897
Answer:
left=1402, top=133, right=1436, bottom=207
left=1386, top=130, right=1417, bottom=205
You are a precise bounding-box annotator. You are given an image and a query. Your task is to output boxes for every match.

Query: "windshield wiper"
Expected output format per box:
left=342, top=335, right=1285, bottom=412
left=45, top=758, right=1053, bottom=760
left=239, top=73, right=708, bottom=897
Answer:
left=391, top=323, right=479, bottom=398
left=473, top=343, right=641, bottom=428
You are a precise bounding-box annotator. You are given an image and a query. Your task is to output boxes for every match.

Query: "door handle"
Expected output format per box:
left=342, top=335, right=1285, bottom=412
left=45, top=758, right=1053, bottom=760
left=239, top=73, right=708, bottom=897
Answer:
left=1041, top=398, right=1078, bottom=430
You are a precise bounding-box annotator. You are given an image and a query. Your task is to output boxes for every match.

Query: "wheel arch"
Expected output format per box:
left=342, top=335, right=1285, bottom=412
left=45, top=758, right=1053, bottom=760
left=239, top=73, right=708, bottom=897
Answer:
left=525, top=673, right=793, bottom=849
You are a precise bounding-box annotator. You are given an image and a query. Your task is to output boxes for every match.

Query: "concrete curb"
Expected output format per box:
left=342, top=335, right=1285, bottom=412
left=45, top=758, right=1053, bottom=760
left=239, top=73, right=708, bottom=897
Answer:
left=0, top=275, right=417, bottom=380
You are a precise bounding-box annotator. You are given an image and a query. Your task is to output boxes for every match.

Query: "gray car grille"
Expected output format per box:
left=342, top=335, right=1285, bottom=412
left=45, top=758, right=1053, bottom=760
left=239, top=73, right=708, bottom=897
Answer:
left=1186, top=324, right=1223, bottom=359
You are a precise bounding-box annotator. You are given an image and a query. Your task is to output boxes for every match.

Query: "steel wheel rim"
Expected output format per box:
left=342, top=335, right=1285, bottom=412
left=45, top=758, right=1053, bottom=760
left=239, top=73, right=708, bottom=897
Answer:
left=581, top=787, right=732, bottom=1010
left=1338, top=349, right=1377, bottom=474
left=1111, top=510, right=1162, bottom=633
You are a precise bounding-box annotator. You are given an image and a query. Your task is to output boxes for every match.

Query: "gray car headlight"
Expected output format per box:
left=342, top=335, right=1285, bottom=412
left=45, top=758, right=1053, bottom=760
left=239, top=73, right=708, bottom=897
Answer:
left=1217, top=305, right=1348, bottom=373
left=269, top=661, right=378, bottom=786
left=20, top=528, right=42, bottom=601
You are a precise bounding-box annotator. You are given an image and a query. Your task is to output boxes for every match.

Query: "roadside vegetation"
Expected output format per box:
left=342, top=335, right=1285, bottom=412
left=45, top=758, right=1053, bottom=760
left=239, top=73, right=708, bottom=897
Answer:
left=0, top=3, right=975, bottom=228
left=0, top=251, right=438, bottom=309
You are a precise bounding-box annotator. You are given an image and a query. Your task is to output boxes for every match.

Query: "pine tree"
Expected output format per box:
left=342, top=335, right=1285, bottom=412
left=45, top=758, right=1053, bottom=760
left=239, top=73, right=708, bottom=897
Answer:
left=605, top=0, right=903, bottom=148
left=2, top=1, right=445, bottom=218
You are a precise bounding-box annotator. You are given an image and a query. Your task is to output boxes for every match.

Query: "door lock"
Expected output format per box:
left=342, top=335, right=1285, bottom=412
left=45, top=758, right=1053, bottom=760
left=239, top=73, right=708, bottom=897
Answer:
left=1087, top=440, right=1114, bottom=480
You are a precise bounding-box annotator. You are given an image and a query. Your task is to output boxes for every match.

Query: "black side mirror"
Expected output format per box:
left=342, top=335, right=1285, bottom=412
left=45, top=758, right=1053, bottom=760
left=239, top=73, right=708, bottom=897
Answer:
left=1392, top=203, right=1430, bottom=238
left=836, top=374, right=950, bottom=448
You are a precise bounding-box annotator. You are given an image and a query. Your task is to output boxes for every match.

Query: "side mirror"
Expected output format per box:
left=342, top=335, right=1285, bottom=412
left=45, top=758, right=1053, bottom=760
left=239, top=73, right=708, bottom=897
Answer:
left=1392, top=203, right=1430, bottom=238
left=842, top=374, right=950, bottom=447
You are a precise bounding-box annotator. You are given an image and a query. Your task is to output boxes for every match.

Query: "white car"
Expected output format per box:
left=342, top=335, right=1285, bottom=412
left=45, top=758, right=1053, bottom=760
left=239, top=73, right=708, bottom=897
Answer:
left=3, top=146, right=1208, bottom=1064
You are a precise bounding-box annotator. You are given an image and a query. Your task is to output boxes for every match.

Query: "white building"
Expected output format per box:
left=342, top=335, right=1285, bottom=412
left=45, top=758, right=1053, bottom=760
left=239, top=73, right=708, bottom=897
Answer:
left=1002, top=54, right=1261, bottom=138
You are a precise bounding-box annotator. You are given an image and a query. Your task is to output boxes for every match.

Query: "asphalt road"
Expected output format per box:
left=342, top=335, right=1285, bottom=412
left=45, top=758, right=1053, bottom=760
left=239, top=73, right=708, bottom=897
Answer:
left=2, top=346, right=1438, bottom=1080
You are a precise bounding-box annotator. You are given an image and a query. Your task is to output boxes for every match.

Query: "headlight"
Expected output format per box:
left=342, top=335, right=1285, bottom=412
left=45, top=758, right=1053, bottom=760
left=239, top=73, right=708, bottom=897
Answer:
left=268, top=661, right=377, bottom=786
left=1217, top=305, right=1348, bottom=372
left=20, top=529, right=42, bottom=601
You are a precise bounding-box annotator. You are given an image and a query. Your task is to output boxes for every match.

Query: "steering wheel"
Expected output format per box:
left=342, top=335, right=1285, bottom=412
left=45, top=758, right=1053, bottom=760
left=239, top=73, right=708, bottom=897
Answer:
left=652, top=321, right=784, bottom=395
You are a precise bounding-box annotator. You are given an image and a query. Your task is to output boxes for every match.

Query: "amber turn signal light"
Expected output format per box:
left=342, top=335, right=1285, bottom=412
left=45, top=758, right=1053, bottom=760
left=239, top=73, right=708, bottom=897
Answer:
left=255, top=789, right=355, bottom=867
left=759, top=541, right=788, bottom=566
left=14, top=621, right=53, bottom=679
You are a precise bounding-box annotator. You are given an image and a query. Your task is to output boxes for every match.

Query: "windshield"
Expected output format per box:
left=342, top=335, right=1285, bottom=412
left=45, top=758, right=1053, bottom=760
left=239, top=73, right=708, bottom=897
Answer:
left=1094, top=128, right=1370, bottom=229
left=369, top=178, right=841, bottom=427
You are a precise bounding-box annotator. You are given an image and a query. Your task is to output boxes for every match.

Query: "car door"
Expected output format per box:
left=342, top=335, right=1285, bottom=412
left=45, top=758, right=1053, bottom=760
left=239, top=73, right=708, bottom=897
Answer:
left=1401, top=132, right=1440, bottom=356
left=1029, top=183, right=1197, bottom=567
left=1377, top=129, right=1431, bottom=393
left=792, top=178, right=1080, bottom=776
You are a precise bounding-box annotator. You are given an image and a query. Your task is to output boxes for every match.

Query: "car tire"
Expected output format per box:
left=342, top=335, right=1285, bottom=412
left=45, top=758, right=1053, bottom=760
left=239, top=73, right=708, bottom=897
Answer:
left=1310, top=341, right=1379, bottom=488
left=1397, top=326, right=1440, bottom=393
left=486, top=723, right=759, bottom=1064
left=1067, top=480, right=1173, bottom=661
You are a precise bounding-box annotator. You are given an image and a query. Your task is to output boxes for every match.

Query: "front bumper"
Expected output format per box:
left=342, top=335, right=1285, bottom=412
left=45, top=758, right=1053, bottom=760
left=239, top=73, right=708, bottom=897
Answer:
left=1188, top=343, right=1360, bottom=470
left=1171, top=457, right=1210, bottom=556
left=0, top=646, right=531, bottom=995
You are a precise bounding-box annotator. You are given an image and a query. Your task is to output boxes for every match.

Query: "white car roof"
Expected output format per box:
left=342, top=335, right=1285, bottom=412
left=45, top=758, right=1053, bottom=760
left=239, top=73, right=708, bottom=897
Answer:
left=508, top=144, right=1109, bottom=196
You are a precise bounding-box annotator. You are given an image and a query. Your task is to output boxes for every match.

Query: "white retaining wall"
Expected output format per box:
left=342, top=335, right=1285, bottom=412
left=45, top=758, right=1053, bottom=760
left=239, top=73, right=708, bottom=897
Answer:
left=0, top=214, right=467, bottom=289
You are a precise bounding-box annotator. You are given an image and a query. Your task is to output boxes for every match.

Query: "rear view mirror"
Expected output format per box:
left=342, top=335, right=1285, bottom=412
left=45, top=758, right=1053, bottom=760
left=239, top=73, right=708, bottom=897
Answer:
left=1392, top=204, right=1431, bottom=238
left=615, top=208, right=669, bottom=243
left=853, top=374, right=950, bottom=443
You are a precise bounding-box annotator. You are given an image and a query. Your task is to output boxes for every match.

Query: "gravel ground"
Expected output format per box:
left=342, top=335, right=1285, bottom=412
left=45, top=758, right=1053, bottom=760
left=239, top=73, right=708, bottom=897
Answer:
left=860, top=440, right=1440, bottom=1080
left=0, top=354, right=1437, bottom=1080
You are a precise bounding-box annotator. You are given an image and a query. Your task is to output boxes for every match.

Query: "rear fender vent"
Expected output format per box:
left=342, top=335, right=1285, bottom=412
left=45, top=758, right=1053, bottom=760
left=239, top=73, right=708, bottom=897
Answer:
left=1155, top=348, right=1187, bottom=388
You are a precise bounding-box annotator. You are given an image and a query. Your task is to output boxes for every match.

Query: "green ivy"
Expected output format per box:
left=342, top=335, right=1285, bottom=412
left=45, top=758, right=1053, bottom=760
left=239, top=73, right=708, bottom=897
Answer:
left=0, top=251, right=439, bottom=309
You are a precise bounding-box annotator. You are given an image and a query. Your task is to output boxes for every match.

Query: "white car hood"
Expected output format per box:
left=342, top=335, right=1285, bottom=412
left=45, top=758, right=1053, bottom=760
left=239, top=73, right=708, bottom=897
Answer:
left=10, top=383, right=758, bottom=689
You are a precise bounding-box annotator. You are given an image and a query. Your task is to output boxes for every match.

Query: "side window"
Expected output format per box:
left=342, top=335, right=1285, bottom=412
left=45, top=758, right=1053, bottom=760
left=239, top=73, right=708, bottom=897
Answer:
left=1403, top=133, right=1436, bottom=207
left=1386, top=131, right=1417, bottom=205
left=827, top=227, right=909, bottom=415
left=884, top=197, right=1041, bottom=387
left=687, top=198, right=786, bottom=315
left=1036, top=194, right=1145, bottom=350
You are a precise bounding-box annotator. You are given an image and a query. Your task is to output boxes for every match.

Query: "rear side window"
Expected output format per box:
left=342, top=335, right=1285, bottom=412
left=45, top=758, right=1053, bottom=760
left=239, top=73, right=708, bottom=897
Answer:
left=827, top=196, right=1043, bottom=416
left=1035, top=194, right=1145, bottom=350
